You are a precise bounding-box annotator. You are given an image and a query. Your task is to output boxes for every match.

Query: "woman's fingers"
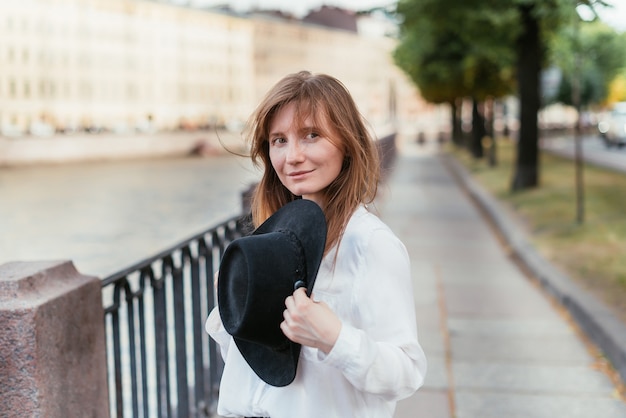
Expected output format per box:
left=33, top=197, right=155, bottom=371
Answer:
left=281, top=287, right=340, bottom=353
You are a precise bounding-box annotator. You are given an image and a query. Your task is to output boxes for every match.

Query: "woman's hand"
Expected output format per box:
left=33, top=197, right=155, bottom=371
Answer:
left=281, top=287, right=341, bottom=354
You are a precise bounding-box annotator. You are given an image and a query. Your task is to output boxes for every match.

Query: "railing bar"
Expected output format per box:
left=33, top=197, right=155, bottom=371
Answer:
left=126, top=288, right=140, bottom=417
left=111, top=283, right=125, bottom=418
left=208, top=242, right=222, bottom=403
left=173, top=259, right=190, bottom=418
left=137, top=273, right=151, bottom=418
left=204, top=242, right=217, bottom=411
left=153, top=264, right=171, bottom=418
left=190, top=254, right=205, bottom=416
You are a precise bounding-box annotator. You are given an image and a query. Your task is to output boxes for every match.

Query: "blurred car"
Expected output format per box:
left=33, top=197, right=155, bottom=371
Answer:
left=0, top=122, right=24, bottom=138
left=598, top=102, right=626, bottom=148
left=29, top=121, right=55, bottom=137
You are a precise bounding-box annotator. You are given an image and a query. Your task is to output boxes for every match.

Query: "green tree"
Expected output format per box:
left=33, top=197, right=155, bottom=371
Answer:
left=395, top=0, right=609, bottom=191
left=394, top=0, right=517, bottom=155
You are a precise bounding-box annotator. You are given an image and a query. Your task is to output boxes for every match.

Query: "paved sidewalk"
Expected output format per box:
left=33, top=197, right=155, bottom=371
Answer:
left=376, top=143, right=626, bottom=418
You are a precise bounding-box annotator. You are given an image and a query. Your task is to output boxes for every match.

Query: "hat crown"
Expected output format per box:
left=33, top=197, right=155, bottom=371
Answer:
left=220, top=230, right=306, bottom=349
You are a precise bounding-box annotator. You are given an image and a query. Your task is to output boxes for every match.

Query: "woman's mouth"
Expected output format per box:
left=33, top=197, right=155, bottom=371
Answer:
left=288, top=170, right=312, bottom=179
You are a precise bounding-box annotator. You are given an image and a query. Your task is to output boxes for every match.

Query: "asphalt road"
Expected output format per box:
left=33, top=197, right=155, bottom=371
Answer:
left=541, top=133, right=626, bottom=173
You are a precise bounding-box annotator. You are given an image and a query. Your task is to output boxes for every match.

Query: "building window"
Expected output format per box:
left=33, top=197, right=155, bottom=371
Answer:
left=9, top=80, right=16, bottom=98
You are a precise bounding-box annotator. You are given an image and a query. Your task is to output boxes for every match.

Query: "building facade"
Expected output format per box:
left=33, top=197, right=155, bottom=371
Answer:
left=0, top=0, right=432, bottom=137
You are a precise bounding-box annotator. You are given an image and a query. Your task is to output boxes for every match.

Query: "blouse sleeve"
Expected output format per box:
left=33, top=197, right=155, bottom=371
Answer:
left=318, top=227, right=427, bottom=401
left=205, top=305, right=232, bottom=361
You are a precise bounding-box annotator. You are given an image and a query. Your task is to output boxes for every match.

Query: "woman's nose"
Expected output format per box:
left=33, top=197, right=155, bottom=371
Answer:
left=286, top=141, right=304, bottom=163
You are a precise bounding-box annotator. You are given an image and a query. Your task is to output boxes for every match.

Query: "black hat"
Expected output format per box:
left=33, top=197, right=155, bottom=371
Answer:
left=218, top=199, right=327, bottom=387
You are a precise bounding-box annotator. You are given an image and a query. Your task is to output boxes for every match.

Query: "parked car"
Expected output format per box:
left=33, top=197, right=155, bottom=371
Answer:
left=598, top=102, right=626, bottom=148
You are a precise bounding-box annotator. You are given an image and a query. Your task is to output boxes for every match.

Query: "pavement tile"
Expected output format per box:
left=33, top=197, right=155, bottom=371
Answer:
left=448, top=318, right=575, bottom=337
left=421, top=355, right=450, bottom=390
left=439, top=261, right=528, bottom=283
left=395, top=389, right=452, bottom=418
left=450, top=334, right=593, bottom=363
left=444, top=284, right=559, bottom=317
left=454, top=362, right=617, bottom=393
left=455, top=391, right=626, bottom=418
left=414, top=306, right=443, bottom=332
left=417, top=330, right=446, bottom=356
left=403, top=244, right=506, bottom=264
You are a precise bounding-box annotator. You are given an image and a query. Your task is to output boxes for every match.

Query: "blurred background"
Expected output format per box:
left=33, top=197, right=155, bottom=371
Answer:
left=0, top=0, right=445, bottom=139
left=0, top=0, right=443, bottom=276
left=1, top=0, right=625, bottom=280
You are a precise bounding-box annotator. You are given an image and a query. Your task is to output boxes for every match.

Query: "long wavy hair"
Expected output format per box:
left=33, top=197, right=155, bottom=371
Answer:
left=246, top=71, right=380, bottom=254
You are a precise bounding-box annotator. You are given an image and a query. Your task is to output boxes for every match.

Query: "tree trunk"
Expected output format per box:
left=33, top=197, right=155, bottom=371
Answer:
left=470, top=98, right=485, bottom=159
left=487, top=98, right=497, bottom=167
left=511, top=4, right=540, bottom=190
left=451, top=99, right=463, bottom=146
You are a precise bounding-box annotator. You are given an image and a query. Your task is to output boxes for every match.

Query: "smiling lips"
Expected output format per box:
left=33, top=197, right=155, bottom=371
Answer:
left=288, top=170, right=313, bottom=178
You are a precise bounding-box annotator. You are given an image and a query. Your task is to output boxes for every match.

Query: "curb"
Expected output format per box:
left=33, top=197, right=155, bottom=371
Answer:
left=441, top=154, right=626, bottom=385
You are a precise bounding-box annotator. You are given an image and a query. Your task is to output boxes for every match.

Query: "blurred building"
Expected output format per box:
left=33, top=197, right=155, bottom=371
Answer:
left=0, top=0, right=253, bottom=135
left=0, top=0, right=431, bottom=137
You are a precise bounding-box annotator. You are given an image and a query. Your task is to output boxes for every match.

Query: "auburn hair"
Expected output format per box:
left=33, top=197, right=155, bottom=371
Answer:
left=245, top=71, right=380, bottom=254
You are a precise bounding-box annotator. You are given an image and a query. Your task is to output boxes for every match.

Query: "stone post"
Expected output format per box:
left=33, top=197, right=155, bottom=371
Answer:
left=0, top=260, right=109, bottom=417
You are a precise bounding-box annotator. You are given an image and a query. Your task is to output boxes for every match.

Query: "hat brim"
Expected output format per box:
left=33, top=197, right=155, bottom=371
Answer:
left=220, top=199, right=326, bottom=387
left=233, top=336, right=302, bottom=387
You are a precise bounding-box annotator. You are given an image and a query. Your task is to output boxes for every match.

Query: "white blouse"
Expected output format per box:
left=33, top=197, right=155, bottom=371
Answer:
left=205, top=205, right=427, bottom=418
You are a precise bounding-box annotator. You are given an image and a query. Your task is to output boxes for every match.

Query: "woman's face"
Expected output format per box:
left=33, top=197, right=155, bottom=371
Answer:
left=268, top=102, right=345, bottom=206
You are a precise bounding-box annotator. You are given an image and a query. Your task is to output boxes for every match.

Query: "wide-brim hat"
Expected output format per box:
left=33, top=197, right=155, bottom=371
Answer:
left=218, top=199, right=327, bottom=387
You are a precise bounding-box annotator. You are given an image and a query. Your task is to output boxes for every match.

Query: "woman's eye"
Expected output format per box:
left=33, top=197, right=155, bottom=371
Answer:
left=306, top=132, right=319, bottom=140
left=271, top=137, right=286, bottom=145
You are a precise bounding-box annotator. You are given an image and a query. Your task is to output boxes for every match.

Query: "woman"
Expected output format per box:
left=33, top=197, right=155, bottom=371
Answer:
left=206, top=71, right=426, bottom=418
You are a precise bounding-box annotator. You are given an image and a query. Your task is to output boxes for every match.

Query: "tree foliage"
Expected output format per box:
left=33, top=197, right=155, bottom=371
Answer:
left=394, top=0, right=518, bottom=104
left=394, top=0, right=613, bottom=191
left=394, top=0, right=519, bottom=158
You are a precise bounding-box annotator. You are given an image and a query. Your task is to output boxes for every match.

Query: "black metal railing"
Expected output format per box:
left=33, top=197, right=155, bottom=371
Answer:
left=101, top=214, right=251, bottom=418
